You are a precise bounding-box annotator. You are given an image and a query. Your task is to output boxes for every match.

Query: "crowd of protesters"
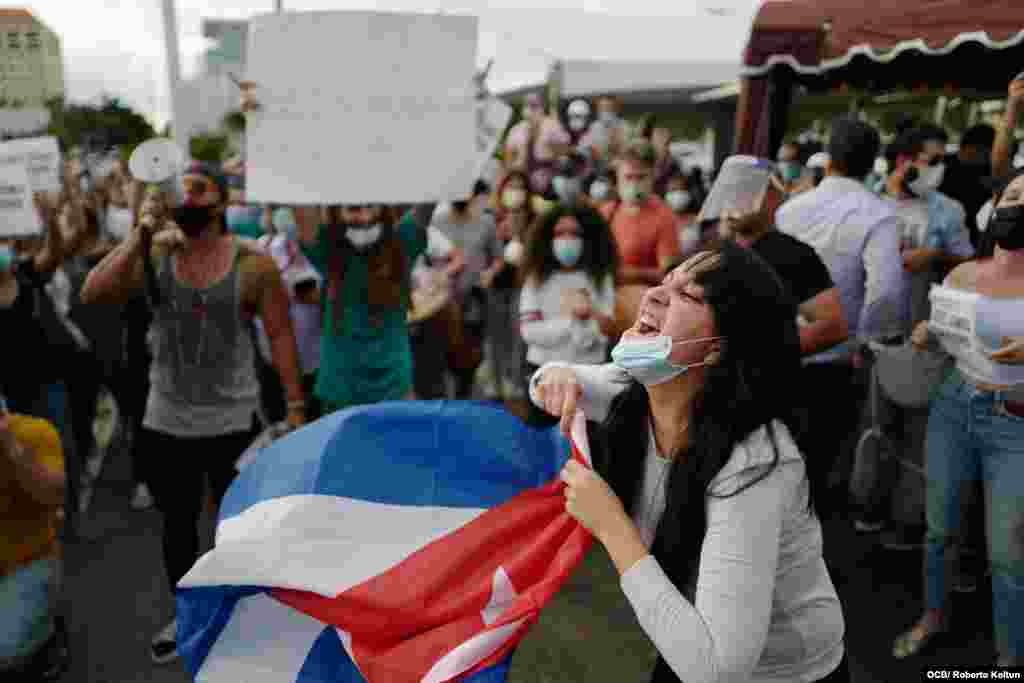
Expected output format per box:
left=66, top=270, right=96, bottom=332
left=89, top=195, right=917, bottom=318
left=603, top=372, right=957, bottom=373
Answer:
left=2, top=72, right=1024, bottom=681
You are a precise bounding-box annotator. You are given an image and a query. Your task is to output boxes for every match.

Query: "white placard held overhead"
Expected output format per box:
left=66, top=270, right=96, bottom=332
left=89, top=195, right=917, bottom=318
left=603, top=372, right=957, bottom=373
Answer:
left=244, top=11, right=478, bottom=205
left=0, top=160, right=42, bottom=238
left=0, top=137, right=62, bottom=193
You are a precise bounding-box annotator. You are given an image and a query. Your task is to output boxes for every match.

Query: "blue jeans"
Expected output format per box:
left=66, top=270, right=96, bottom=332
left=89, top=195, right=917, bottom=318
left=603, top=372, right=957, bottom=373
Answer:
left=924, top=370, right=1024, bottom=662
left=0, top=558, right=56, bottom=667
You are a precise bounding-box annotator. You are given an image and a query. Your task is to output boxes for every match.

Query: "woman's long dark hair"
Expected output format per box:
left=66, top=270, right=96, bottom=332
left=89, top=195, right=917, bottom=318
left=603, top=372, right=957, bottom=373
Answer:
left=594, top=242, right=811, bottom=617
left=520, top=203, right=619, bottom=290
left=977, top=169, right=1024, bottom=259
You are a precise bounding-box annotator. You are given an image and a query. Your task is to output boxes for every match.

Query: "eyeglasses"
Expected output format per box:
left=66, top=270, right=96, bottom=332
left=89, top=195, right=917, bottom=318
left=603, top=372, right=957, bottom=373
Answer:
left=182, top=177, right=211, bottom=194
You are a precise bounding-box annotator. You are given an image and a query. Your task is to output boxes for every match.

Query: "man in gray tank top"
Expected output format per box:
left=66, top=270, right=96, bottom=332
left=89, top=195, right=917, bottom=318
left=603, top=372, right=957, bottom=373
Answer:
left=80, top=161, right=306, bottom=664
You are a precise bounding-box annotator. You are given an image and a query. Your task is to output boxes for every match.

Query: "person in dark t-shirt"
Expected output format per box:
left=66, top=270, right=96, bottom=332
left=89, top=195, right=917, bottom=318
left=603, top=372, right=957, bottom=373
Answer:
left=721, top=179, right=848, bottom=358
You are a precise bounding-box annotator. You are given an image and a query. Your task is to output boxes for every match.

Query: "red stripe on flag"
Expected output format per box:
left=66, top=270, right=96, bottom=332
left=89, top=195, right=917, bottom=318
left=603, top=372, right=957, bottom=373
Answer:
left=271, top=445, right=594, bottom=682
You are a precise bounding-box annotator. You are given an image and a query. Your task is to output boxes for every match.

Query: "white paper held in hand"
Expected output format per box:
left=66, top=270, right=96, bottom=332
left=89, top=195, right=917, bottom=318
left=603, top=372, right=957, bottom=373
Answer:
left=0, top=136, right=62, bottom=193
left=0, top=159, right=42, bottom=238
left=129, top=138, right=185, bottom=184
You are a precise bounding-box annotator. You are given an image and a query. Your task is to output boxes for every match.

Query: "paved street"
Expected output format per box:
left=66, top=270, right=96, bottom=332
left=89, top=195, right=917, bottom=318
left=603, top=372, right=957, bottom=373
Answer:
left=54, top=409, right=997, bottom=683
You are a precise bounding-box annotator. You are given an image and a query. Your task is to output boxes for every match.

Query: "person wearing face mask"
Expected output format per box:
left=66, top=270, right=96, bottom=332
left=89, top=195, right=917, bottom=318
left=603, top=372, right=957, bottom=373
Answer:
left=518, top=205, right=619, bottom=427
left=79, top=161, right=307, bottom=663
left=664, top=171, right=705, bottom=260
left=429, top=180, right=495, bottom=398
left=565, top=98, right=592, bottom=148
left=504, top=92, right=571, bottom=195
left=600, top=140, right=680, bottom=286
left=891, top=169, right=1024, bottom=667
left=651, top=127, right=682, bottom=197
left=884, top=126, right=975, bottom=335
left=776, top=141, right=804, bottom=193
left=938, top=124, right=996, bottom=249
left=528, top=245, right=848, bottom=683
left=478, top=171, right=534, bottom=404
left=284, top=199, right=433, bottom=415
left=587, top=172, right=617, bottom=207
left=580, top=95, right=627, bottom=176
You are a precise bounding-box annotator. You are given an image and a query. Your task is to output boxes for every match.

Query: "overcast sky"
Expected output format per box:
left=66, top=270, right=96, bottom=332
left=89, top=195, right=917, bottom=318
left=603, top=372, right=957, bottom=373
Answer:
left=27, top=0, right=758, bottom=130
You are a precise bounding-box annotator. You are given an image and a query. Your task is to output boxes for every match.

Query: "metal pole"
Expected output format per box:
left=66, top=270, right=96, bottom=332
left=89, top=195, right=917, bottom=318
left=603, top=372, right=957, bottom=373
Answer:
left=275, top=0, right=283, bottom=12
left=160, top=0, right=185, bottom=151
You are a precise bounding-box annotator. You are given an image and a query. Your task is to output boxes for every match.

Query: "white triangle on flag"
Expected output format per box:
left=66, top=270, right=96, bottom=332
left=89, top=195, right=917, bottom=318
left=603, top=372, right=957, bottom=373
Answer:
left=481, top=566, right=518, bottom=626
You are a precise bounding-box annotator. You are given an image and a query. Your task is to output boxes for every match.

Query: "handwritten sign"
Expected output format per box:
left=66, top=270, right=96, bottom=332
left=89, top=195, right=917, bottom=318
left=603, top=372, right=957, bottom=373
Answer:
left=0, top=137, right=62, bottom=193
left=244, top=11, right=478, bottom=205
left=0, top=159, right=41, bottom=238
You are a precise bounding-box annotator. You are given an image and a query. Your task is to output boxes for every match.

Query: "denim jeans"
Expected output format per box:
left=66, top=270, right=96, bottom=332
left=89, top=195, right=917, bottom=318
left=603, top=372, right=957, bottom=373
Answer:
left=0, top=558, right=56, bottom=667
left=924, top=370, right=1024, bottom=662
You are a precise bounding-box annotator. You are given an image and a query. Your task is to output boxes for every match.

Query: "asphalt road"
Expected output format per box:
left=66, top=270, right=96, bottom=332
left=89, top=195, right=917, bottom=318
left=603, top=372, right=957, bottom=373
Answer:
left=54, top=409, right=998, bottom=683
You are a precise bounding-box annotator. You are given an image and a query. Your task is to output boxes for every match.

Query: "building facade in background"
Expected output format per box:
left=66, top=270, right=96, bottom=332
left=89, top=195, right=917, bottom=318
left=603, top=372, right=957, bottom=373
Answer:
left=200, top=19, right=247, bottom=79
left=176, top=19, right=248, bottom=148
left=0, top=8, right=64, bottom=106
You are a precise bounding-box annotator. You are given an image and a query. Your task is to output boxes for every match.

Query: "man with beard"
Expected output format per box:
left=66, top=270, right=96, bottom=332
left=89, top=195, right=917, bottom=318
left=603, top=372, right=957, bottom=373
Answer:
left=79, top=161, right=306, bottom=664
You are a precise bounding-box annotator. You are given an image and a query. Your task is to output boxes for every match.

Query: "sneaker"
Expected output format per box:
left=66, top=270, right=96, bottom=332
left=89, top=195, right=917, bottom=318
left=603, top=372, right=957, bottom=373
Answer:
left=131, top=482, right=155, bottom=510
left=150, top=618, right=178, bottom=664
left=853, top=519, right=886, bottom=534
left=880, top=526, right=925, bottom=551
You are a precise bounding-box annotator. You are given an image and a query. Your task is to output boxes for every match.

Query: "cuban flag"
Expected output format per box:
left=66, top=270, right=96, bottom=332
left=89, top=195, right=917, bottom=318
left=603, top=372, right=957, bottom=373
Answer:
left=176, top=401, right=594, bottom=682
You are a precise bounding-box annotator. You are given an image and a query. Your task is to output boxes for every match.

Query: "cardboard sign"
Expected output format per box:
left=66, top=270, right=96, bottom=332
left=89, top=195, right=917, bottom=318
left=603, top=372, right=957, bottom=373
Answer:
left=0, top=159, right=42, bottom=238
left=244, top=11, right=478, bottom=205
left=0, top=137, right=62, bottom=193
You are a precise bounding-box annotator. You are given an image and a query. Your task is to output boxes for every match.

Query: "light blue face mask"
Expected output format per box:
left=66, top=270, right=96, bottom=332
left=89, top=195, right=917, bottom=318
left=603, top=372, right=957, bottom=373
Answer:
left=611, top=334, right=721, bottom=386
left=273, top=207, right=299, bottom=241
left=226, top=205, right=265, bottom=239
left=0, top=245, right=13, bottom=273
left=552, top=236, right=583, bottom=268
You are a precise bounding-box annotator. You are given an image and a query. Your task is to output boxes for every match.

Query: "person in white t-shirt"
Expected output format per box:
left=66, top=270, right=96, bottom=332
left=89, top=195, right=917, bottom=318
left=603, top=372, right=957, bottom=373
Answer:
left=518, top=205, right=619, bottom=426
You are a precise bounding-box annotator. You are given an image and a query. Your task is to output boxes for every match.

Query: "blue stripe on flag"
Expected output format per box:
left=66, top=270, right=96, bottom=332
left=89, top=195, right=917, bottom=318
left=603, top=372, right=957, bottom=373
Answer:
left=220, top=401, right=570, bottom=523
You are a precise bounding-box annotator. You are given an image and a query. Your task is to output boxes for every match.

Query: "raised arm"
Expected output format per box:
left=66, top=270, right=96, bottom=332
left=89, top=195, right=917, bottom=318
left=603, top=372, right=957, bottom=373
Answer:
left=993, top=77, right=1024, bottom=179
left=32, top=189, right=68, bottom=277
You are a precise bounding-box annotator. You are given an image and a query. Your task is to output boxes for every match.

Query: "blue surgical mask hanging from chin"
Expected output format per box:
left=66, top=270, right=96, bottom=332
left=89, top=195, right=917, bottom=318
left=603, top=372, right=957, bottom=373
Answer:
left=611, top=334, right=721, bottom=386
left=0, top=244, right=14, bottom=273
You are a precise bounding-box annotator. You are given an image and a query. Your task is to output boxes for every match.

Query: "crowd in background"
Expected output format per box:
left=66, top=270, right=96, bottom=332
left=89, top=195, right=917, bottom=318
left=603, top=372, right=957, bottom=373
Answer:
left=3, top=73, right=1024, bottom=679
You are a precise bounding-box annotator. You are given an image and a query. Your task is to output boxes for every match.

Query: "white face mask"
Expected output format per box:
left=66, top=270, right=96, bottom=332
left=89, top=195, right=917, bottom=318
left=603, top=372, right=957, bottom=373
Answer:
left=568, top=116, right=587, bottom=132
left=611, top=334, right=721, bottom=386
left=665, top=190, right=692, bottom=213
left=977, top=200, right=995, bottom=233
left=907, top=162, right=945, bottom=196
left=346, top=224, right=383, bottom=250
left=503, top=239, right=525, bottom=266
left=590, top=180, right=611, bottom=201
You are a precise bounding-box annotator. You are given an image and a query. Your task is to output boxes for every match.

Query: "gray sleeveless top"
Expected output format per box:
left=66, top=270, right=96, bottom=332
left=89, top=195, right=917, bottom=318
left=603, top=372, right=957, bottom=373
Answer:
left=143, top=238, right=261, bottom=438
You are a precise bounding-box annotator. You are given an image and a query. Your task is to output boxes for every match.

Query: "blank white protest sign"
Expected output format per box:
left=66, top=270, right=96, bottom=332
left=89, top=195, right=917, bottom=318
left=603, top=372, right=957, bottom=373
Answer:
left=245, top=11, right=479, bottom=206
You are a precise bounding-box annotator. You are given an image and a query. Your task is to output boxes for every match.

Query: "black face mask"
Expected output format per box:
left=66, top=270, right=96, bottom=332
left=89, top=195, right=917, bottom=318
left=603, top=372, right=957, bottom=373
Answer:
left=173, top=205, right=218, bottom=237
left=986, top=205, right=1024, bottom=251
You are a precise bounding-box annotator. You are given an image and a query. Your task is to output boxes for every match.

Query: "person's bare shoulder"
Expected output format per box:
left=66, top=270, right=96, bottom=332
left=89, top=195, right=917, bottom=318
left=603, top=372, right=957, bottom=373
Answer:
left=238, top=239, right=285, bottom=300
left=947, top=260, right=978, bottom=291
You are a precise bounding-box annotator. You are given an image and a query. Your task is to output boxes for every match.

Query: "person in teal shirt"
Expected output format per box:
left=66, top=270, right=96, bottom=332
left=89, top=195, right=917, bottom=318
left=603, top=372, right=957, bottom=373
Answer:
left=295, top=204, right=433, bottom=414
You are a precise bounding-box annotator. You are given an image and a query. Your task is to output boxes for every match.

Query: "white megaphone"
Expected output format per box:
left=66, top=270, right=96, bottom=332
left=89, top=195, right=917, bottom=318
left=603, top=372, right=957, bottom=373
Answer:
left=128, top=138, right=185, bottom=184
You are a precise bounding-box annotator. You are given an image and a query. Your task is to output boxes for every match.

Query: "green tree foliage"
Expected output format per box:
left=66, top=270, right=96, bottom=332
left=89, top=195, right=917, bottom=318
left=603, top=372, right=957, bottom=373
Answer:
left=189, top=134, right=229, bottom=163
left=45, top=95, right=156, bottom=153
